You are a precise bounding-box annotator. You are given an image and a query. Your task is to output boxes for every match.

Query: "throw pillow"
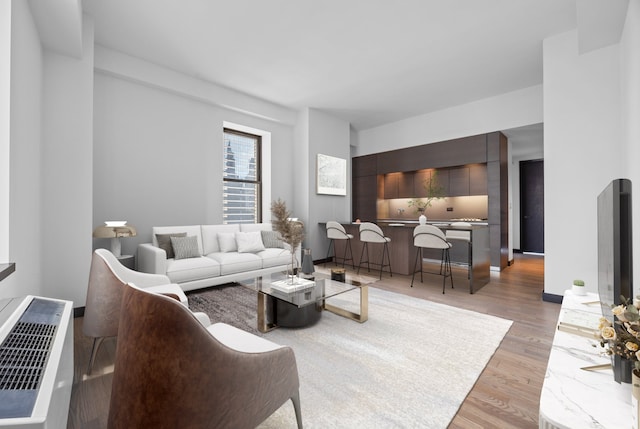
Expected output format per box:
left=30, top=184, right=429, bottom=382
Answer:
left=170, top=235, right=200, bottom=260
left=156, top=232, right=187, bottom=259
left=235, top=231, right=266, bottom=253
left=217, top=232, right=238, bottom=253
left=261, top=230, right=284, bottom=248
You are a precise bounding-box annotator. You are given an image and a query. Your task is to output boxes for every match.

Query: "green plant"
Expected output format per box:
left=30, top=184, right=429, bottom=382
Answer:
left=573, top=279, right=585, bottom=286
left=407, top=172, right=445, bottom=213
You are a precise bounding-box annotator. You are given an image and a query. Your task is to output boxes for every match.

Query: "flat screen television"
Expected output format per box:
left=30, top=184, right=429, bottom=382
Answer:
left=597, top=178, right=633, bottom=383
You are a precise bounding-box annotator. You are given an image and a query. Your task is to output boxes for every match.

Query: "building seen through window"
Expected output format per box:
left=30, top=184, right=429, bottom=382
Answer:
left=223, top=129, right=261, bottom=224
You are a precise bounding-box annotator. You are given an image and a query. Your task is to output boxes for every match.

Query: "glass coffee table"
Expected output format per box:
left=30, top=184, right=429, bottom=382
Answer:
left=239, top=270, right=370, bottom=333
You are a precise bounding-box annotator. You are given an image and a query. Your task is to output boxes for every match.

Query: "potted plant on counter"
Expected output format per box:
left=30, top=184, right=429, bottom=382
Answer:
left=571, top=279, right=586, bottom=295
left=408, top=172, right=445, bottom=224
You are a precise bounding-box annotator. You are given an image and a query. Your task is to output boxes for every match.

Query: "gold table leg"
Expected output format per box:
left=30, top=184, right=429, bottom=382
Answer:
left=323, top=284, right=369, bottom=323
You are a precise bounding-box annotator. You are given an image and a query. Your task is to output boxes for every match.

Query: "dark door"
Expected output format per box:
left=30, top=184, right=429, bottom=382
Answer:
left=520, top=160, right=544, bottom=253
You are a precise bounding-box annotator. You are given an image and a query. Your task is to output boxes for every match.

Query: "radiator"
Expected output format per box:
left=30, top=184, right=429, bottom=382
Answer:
left=0, top=295, right=73, bottom=428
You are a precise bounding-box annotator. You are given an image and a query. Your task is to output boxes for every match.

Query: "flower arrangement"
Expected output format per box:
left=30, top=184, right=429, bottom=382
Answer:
left=598, top=296, right=640, bottom=373
left=407, top=172, right=445, bottom=214
left=270, top=199, right=304, bottom=280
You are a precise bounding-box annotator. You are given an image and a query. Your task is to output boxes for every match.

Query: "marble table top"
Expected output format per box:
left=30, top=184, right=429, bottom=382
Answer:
left=539, top=290, right=632, bottom=428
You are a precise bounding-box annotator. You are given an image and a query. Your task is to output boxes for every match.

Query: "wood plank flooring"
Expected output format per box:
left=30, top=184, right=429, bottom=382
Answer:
left=67, top=253, right=557, bottom=429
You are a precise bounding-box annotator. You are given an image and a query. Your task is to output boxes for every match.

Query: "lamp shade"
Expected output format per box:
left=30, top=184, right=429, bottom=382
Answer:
left=93, top=225, right=137, bottom=238
left=93, top=224, right=137, bottom=258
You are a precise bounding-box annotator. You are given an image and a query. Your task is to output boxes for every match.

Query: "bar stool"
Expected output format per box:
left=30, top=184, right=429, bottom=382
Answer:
left=325, top=221, right=355, bottom=269
left=411, top=224, right=454, bottom=293
left=357, top=222, right=392, bottom=279
left=445, top=222, right=472, bottom=279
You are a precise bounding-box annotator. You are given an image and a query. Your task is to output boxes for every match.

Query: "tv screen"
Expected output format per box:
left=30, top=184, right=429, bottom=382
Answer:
left=597, top=178, right=633, bottom=382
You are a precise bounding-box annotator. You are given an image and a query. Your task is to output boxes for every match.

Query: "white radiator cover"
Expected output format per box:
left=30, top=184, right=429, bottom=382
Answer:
left=0, top=295, right=73, bottom=429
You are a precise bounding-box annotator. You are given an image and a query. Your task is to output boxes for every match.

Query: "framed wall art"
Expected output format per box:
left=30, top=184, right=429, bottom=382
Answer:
left=316, top=154, right=347, bottom=196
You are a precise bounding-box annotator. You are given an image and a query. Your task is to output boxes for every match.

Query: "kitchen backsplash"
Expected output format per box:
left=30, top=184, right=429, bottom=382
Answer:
left=377, top=195, right=488, bottom=221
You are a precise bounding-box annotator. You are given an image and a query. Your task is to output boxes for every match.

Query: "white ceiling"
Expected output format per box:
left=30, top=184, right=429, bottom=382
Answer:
left=76, top=1, right=630, bottom=156
left=81, top=0, right=580, bottom=132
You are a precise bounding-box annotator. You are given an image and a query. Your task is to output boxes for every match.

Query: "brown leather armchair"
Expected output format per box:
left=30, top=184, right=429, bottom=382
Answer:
left=108, top=284, right=302, bottom=429
left=83, top=248, right=194, bottom=374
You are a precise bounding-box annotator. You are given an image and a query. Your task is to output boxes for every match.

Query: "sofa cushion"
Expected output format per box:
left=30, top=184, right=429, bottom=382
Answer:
left=202, top=224, right=240, bottom=254
left=261, top=230, right=284, bottom=248
left=166, top=256, right=221, bottom=284
left=153, top=226, right=203, bottom=255
left=171, top=235, right=201, bottom=260
left=207, top=252, right=262, bottom=276
left=156, top=232, right=187, bottom=259
left=235, top=231, right=266, bottom=253
left=259, top=248, right=292, bottom=268
left=217, top=232, right=238, bottom=253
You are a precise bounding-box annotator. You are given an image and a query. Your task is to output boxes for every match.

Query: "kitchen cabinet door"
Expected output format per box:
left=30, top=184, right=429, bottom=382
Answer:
left=469, top=164, right=488, bottom=195
left=398, top=172, right=414, bottom=198
left=449, top=167, right=470, bottom=196
left=353, top=175, right=378, bottom=221
left=432, top=169, right=449, bottom=196
left=384, top=173, right=400, bottom=199
left=413, top=170, right=431, bottom=198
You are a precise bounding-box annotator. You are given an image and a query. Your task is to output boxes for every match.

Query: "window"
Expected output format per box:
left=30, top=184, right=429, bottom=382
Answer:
left=223, top=128, right=261, bottom=224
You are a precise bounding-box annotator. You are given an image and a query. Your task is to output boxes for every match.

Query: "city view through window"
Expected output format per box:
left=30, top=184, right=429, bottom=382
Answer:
left=223, top=129, right=261, bottom=224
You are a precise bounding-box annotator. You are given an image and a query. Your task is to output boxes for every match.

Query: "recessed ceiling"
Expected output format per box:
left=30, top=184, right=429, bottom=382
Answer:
left=81, top=0, right=578, bottom=131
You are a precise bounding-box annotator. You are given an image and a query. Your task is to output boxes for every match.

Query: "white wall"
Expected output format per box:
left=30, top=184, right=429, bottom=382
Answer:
left=354, top=85, right=543, bottom=156
left=41, top=15, right=95, bottom=305
left=620, top=0, right=640, bottom=295
left=306, top=109, right=351, bottom=260
left=3, top=0, right=44, bottom=298
left=543, top=30, right=622, bottom=296
left=0, top=0, right=11, bottom=271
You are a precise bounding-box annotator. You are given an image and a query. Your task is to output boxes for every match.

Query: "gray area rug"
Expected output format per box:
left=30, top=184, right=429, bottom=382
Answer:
left=187, top=285, right=513, bottom=428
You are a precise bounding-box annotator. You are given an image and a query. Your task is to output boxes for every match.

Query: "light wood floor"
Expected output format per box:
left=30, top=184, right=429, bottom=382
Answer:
left=67, top=253, right=557, bottom=429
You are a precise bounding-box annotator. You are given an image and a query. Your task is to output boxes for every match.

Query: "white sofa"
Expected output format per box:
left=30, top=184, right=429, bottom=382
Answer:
left=137, top=223, right=299, bottom=292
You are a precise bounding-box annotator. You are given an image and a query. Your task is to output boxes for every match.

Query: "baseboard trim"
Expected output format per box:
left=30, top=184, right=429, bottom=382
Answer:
left=74, top=306, right=85, bottom=318
left=542, top=292, right=563, bottom=304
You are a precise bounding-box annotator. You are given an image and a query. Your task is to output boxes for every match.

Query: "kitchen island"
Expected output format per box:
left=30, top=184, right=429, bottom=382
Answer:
left=327, top=221, right=490, bottom=293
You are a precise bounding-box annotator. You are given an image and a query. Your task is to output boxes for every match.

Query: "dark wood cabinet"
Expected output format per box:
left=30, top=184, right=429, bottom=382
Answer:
left=398, top=172, right=414, bottom=197
left=433, top=169, right=449, bottom=196
left=352, top=175, right=378, bottom=221
left=448, top=167, right=470, bottom=196
left=413, top=170, right=431, bottom=198
left=351, top=131, right=507, bottom=269
left=469, top=164, right=488, bottom=195
left=383, top=173, right=399, bottom=199
left=352, top=154, right=377, bottom=177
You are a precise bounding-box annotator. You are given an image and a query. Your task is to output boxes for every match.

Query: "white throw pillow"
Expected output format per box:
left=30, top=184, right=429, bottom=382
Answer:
left=235, top=231, right=266, bottom=253
left=217, top=232, right=238, bottom=253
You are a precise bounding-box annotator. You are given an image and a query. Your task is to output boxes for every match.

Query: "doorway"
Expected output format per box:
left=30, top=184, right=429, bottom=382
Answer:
left=520, top=159, right=544, bottom=253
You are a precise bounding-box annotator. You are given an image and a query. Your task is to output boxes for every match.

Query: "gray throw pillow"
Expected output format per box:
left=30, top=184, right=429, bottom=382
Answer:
left=156, top=232, right=187, bottom=259
left=170, top=235, right=200, bottom=260
left=261, top=230, right=284, bottom=248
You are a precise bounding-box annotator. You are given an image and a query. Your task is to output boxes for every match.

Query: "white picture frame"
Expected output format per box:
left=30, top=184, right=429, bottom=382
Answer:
left=316, top=154, right=347, bottom=196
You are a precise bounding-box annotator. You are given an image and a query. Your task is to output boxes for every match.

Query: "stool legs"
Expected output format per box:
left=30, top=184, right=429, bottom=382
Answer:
left=411, top=247, right=454, bottom=293
left=357, top=242, right=391, bottom=279
left=326, top=238, right=355, bottom=269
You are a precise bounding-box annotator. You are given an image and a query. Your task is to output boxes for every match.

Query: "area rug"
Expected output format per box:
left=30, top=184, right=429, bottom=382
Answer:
left=187, top=285, right=513, bottom=428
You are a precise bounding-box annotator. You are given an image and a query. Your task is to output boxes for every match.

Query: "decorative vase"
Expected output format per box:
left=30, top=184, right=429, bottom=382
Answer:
left=614, top=355, right=633, bottom=384
left=418, top=209, right=427, bottom=225
left=301, top=248, right=314, bottom=275
left=634, top=370, right=640, bottom=429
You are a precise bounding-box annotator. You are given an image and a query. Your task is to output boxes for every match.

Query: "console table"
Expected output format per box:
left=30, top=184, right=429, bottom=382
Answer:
left=539, top=290, right=632, bottom=428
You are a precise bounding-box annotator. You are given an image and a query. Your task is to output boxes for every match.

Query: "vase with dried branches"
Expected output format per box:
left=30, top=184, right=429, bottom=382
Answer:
left=271, top=199, right=304, bottom=284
